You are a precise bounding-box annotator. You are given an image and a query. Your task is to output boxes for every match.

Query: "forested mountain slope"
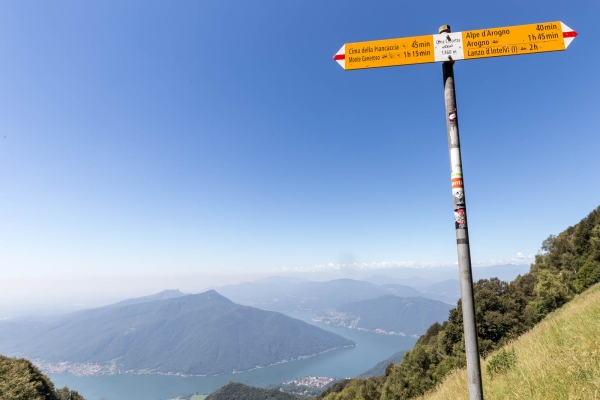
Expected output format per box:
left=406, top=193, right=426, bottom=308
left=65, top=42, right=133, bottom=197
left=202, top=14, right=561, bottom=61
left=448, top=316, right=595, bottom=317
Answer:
left=317, top=205, right=600, bottom=400
left=0, top=291, right=354, bottom=376
left=314, top=296, right=451, bottom=336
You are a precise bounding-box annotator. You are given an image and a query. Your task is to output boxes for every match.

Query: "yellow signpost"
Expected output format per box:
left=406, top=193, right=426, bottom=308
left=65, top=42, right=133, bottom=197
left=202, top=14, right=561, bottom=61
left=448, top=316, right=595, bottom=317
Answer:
left=333, top=20, right=577, bottom=400
left=333, top=21, right=577, bottom=70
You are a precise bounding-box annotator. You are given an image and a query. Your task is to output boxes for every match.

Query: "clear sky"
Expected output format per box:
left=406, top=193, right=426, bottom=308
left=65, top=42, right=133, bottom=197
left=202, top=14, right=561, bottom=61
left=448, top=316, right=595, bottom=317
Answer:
left=1, top=1, right=599, bottom=308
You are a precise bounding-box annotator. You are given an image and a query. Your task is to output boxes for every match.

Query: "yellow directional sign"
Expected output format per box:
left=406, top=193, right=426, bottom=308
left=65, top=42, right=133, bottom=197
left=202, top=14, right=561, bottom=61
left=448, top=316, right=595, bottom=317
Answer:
left=333, top=21, right=577, bottom=70
left=338, top=35, right=435, bottom=70
left=462, top=21, right=574, bottom=60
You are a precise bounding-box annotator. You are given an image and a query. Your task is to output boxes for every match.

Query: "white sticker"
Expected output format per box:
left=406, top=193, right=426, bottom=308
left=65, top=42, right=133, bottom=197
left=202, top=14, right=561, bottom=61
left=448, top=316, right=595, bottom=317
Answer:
left=452, top=187, right=465, bottom=204
left=433, top=32, right=465, bottom=62
left=450, top=148, right=462, bottom=173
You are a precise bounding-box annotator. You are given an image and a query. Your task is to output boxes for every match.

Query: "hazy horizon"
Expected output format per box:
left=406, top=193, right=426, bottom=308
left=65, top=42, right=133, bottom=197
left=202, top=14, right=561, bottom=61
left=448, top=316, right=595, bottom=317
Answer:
left=1, top=262, right=530, bottom=318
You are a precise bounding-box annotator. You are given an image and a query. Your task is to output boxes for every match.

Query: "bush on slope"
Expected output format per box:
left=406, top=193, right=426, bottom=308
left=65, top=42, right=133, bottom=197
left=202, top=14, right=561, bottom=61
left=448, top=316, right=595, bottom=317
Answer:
left=0, top=355, right=84, bottom=400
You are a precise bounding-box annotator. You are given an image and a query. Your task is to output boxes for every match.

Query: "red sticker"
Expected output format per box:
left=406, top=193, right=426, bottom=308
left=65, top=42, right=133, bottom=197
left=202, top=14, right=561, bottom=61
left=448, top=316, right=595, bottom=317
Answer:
left=448, top=108, right=457, bottom=124
left=451, top=177, right=463, bottom=189
left=454, top=208, right=466, bottom=229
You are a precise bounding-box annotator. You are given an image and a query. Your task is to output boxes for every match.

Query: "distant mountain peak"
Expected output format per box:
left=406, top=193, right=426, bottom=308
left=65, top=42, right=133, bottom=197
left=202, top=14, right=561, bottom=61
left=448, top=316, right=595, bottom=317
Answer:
left=199, top=289, right=230, bottom=301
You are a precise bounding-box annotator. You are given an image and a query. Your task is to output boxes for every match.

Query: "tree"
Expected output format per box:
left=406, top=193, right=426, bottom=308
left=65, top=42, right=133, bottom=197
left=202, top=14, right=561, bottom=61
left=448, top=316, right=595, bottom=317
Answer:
left=56, top=386, right=85, bottom=400
left=0, top=356, right=86, bottom=400
left=0, top=356, right=57, bottom=400
left=535, top=269, right=570, bottom=312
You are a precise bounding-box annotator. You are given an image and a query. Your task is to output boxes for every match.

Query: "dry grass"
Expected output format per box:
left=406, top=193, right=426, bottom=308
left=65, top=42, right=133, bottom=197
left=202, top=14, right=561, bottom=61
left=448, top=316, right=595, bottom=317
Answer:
left=419, top=283, right=600, bottom=400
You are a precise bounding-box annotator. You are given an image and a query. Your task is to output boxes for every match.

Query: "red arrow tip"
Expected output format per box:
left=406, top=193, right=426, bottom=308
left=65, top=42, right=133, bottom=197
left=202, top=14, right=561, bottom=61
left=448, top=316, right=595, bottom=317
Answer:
left=563, top=31, right=577, bottom=38
left=333, top=54, right=345, bottom=61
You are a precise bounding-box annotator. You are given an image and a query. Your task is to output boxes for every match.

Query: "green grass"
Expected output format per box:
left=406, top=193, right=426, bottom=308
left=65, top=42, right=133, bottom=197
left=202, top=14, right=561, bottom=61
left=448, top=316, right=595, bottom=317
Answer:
left=418, top=283, right=600, bottom=400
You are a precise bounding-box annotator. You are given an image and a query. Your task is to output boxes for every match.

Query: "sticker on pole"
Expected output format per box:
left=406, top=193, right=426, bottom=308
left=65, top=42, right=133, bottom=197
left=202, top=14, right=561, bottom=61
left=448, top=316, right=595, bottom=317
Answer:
left=448, top=108, right=458, bottom=125
left=451, top=176, right=464, bottom=189
left=453, top=188, right=465, bottom=205
left=454, top=208, right=467, bottom=229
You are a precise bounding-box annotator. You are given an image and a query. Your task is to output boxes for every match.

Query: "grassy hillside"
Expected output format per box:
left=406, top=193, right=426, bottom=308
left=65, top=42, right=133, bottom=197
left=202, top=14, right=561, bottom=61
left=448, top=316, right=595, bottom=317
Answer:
left=418, top=282, right=600, bottom=399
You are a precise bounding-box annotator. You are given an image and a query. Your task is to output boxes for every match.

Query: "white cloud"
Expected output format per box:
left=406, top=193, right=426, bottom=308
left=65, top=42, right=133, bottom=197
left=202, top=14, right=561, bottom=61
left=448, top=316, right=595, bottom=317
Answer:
left=277, top=253, right=534, bottom=273
left=471, top=252, right=535, bottom=267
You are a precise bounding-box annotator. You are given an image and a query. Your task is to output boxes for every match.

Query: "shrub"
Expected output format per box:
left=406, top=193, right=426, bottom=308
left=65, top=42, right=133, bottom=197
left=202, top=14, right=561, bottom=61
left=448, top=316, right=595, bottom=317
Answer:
left=485, top=348, right=517, bottom=379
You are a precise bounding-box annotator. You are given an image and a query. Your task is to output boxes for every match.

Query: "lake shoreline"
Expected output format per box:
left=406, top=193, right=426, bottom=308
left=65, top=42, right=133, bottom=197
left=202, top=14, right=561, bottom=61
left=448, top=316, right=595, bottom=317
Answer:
left=35, top=344, right=357, bottom=378
left=47, top=313, right=417, bottom=400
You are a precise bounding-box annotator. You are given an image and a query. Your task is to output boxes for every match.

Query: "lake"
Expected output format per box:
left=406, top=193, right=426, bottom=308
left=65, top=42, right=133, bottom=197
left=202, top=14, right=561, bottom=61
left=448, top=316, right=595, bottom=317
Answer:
left=50, top=312, right=417, bottom=400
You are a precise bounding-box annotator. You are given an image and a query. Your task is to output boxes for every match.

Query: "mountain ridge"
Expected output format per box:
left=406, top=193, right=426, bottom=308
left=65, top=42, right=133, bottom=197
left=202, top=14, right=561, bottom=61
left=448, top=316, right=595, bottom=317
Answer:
left=0, top=290, right=355, bottom=376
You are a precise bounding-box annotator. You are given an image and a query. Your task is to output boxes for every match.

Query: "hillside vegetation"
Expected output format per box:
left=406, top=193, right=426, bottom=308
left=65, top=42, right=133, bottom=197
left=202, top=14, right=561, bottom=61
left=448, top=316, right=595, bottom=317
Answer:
left=318, top=205, right=600, bottom=399
left=0, top=355, right=84, bottom=400
left=419, top=282, right=600, bottom=399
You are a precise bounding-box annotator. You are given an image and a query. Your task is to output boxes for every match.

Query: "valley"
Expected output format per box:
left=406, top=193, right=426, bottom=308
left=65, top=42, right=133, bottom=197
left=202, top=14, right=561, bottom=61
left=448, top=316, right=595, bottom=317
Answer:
left=48, top=312, right=417, bottom=400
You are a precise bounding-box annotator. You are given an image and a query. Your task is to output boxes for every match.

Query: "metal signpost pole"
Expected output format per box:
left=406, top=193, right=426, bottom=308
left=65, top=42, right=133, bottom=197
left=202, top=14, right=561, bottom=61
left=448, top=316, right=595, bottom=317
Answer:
left=439, top=24, right=484, bottom=400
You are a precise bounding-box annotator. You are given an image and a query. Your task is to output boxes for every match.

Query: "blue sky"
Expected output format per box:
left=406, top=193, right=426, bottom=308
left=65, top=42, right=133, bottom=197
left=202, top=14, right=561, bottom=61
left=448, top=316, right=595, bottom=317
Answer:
left=1, top=1, right=599, bottom=303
